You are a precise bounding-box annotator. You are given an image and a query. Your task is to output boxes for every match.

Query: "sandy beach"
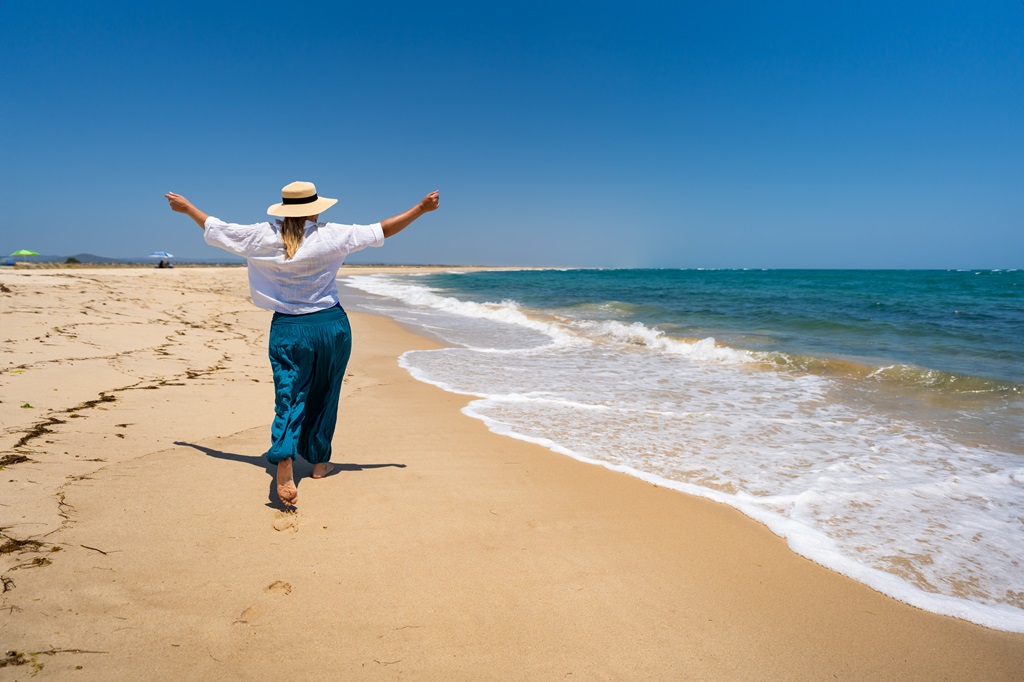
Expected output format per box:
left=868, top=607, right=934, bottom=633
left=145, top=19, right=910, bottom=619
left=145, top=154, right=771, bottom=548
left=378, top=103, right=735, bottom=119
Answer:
left=1, top=266, right=1022, bottom=680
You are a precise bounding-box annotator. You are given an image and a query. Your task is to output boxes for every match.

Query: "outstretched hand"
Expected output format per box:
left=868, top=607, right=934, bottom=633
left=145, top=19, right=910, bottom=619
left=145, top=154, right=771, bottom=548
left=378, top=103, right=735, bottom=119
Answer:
left=165, top=192, right=209, bottom=230
left=165, top=192, right=194, bottom=214
left=419, top=190, right=440, bottom=213
left=381, top=190, right=441, bottom=238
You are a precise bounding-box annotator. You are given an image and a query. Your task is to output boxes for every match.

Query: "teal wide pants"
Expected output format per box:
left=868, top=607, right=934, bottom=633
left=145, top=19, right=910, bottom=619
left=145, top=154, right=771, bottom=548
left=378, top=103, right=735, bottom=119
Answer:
left=265, top=305, right=352, bottom=464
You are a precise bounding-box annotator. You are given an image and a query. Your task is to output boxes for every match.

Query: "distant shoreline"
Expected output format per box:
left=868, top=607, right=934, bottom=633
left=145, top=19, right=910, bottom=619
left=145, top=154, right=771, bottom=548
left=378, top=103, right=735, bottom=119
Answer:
left=0, top=262, right=524, bottom=271
left=1, top=261, right=246, bottom=269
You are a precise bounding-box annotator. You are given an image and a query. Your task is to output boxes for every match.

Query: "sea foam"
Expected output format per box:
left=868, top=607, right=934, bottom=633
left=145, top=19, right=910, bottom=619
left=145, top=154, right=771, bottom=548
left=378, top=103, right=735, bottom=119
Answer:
left=341, top=273, right=1024, bottom=633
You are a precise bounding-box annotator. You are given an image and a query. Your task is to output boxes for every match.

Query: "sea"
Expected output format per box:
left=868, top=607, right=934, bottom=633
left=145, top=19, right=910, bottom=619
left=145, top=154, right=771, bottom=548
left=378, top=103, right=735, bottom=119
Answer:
left=338, top=268, right=1024, bottom=632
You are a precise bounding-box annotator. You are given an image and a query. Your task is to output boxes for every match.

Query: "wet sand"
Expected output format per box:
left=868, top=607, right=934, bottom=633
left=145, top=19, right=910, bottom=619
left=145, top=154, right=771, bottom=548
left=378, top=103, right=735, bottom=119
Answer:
left=1, top=266, right=1022, bottom=679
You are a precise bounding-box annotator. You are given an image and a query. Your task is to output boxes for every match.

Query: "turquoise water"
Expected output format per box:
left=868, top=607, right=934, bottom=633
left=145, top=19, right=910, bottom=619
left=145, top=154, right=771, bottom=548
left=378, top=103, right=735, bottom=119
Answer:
left=340, top=268, right=1024, bottom=631
left=419, top=269, right=1024, bottom=388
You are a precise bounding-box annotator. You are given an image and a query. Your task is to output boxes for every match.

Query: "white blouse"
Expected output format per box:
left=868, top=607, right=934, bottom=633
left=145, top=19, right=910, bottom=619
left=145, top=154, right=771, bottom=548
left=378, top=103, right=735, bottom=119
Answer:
left=204, top=216, right=384, bottom=314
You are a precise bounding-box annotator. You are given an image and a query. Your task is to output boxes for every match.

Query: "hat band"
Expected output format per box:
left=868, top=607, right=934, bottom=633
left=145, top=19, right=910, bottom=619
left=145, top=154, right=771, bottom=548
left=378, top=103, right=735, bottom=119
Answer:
left=281, top=194, right=318, bottom=205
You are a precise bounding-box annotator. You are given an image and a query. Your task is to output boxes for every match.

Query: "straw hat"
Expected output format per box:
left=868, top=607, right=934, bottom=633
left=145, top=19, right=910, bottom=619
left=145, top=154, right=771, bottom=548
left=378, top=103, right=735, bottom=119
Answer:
left=266, top=181, right=338, bottom=217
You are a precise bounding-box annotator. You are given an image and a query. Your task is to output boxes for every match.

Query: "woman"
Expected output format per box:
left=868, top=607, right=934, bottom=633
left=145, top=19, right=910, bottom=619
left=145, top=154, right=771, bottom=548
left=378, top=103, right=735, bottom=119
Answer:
left=165, top=181, right=439, bottom=506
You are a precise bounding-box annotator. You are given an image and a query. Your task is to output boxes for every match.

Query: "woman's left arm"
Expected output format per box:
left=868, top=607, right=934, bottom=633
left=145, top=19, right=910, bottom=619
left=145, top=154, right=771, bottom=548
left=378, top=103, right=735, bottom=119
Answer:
left=380, top=191, right=440, bottom=238
left=165, top=192, right=210, bottom=230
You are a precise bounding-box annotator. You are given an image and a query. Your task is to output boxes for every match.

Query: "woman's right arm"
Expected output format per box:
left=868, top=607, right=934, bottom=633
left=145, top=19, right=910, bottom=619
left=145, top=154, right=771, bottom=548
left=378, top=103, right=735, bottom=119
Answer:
left=165, top=192, right=210, bottom=230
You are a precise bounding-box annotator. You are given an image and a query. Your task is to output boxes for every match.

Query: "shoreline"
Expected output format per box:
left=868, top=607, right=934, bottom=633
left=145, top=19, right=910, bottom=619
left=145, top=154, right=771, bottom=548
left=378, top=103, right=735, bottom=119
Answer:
left=1, top=267, right=1022, bottom=678
left=337, top=271, right=1024, bottom=632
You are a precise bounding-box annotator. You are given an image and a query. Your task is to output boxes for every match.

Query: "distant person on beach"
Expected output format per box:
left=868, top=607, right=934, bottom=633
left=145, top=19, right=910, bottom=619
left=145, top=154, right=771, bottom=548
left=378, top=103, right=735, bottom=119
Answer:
left=165, top=182, right=439, bottom=506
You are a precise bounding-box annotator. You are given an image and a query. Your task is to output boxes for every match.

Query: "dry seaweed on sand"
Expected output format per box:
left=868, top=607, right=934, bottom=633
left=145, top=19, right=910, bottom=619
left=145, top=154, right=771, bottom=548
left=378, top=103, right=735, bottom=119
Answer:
left=2, top=647, right=108, bottom=670
left=0, top=454, right=31, bottom=469
left=0, top=535, right=44, bottom=555
left=10, top=557, right=52, bottom=571
left=0, top=651, right=28, bottom=668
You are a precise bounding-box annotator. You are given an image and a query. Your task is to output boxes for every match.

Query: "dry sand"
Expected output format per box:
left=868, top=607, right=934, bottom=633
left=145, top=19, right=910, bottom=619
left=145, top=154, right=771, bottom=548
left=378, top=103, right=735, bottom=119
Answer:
left=1, top=266, right=1022, bottom=680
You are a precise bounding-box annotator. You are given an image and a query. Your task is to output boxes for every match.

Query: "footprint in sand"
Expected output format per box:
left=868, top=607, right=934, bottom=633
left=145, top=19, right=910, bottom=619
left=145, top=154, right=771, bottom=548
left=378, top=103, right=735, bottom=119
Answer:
left=236, top=581, right=293, bottom=624
left=264, top=580, right=292, bottom=595
left=272, top=510, right=299, bottom=533
left=238, top=603, right=267, bottom=623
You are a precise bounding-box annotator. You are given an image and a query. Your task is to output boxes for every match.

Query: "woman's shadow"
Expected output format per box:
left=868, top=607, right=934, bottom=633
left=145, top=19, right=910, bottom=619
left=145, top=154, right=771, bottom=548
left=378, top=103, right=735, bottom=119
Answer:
left=174, top=441, right=406, bottom=509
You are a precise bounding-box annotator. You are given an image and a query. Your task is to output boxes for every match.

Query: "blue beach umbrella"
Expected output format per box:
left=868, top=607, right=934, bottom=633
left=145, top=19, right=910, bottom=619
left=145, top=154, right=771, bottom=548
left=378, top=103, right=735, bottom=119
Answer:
left=148, top=251, right=174, bottom=259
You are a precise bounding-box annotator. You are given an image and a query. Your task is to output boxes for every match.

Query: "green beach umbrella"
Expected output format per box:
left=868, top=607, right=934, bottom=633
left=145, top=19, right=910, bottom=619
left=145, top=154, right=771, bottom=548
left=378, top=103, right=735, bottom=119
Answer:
left=10, top=249, right=39, bottom=263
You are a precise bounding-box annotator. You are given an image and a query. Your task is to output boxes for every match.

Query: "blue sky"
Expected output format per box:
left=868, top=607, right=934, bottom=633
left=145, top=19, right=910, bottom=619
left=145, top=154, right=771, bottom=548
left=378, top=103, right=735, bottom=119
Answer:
left=2, top=1, right=1021, bottom=268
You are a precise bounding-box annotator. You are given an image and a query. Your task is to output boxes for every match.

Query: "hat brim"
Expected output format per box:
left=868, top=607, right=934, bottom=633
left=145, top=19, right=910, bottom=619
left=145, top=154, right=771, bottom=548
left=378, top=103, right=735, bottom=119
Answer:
left=267, top=196, right=338, bottom=217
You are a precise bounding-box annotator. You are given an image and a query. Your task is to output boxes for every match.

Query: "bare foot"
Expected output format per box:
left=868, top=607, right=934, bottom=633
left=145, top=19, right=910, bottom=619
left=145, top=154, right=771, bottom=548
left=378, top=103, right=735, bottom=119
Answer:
left=311, top=462, right=335, bottom=479
left=277, top=458, right=298, bottom=506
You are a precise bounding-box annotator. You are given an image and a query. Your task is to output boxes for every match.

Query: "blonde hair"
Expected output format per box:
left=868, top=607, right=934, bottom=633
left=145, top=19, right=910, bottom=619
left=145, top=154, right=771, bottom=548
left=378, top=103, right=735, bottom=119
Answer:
left=281, top=216, right=306, bottom=260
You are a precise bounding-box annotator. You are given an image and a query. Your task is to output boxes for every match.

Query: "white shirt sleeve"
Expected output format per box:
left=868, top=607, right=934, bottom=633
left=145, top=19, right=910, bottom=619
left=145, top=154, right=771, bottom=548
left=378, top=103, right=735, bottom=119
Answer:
left=328, top=222, right=385, bottom=254
left=204, top=216, right=262, bottom=257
